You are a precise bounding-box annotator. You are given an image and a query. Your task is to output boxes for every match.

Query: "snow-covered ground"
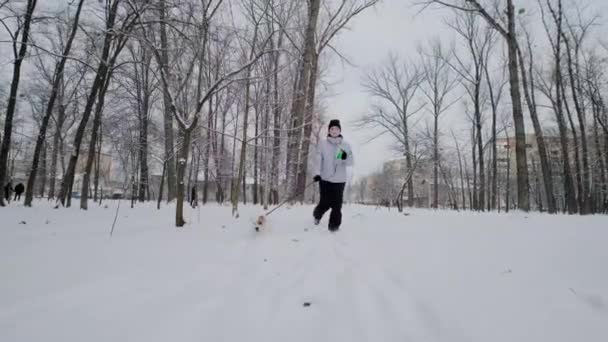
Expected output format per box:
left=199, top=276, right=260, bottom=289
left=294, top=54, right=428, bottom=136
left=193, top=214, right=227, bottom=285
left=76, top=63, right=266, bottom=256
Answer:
left=1, top=200, right=607, bottom=342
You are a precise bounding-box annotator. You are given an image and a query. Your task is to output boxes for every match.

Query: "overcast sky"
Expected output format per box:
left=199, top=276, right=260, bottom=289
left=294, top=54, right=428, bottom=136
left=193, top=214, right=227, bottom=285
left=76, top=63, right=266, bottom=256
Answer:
left=325, top=0, right=451, bottom=179
left=323, top=0, right=607, bottom=179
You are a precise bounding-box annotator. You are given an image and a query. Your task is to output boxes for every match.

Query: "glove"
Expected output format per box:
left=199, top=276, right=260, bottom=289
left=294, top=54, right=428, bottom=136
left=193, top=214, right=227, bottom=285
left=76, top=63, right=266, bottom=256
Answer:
left=339, top=150, right=348, bottom=160
left=313, top=175, right=322, bottom=182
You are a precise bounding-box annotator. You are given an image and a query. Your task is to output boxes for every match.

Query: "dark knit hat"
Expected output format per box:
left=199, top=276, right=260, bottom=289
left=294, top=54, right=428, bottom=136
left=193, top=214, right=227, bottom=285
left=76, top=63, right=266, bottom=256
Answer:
left=328, top=119, right=341, bottom=131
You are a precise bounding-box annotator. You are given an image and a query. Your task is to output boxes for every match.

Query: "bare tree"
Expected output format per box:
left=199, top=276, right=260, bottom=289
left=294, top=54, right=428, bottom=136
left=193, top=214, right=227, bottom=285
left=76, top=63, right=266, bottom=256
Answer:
left=57, top=0, right=145, bottom=207
left=394, top=142, right=425, bottom=211
left=138, top=0, right=273, bottom=225
left=358, top=53, right=424, bottom=207
left=584, top=50, right=608, bottom=212
left=0, top=0, right=38, bottom=207
left=517, top=16, right=557, bottom=213
left=451, top=130, right=467, bottom=210
left=419, top=39, right=459, bottom=208
left=267, top=0, right=298, bottom=205
left=483, top=51, right=507, bottom=211
left=79, top=1, right=152, bottom=210
left=538, top=0, right=578, bottom=213
left=420, top=0, right=531, bottom=211
left=118, top=40, right=157, bottom=202
left=157, top=0, right=178, bottom=202
left=560, top=5, right=599, bottom=213
left=23, top=0, right=84, bottom=207
left=445, top=9, right=495, bottom=210
left=231, top=0, right=270, bottom=216
left=285, top=0, right=321, bottom=197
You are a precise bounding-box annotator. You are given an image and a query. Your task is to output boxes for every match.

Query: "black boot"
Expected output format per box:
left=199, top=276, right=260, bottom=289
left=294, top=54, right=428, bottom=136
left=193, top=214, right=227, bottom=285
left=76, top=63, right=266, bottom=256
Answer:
left=314, top=218, right=320, bottom=225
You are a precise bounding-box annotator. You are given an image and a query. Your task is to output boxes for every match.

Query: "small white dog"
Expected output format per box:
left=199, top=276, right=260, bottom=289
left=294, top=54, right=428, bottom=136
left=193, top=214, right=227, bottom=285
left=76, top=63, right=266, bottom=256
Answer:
left=253, top=214, right=268, bottom=232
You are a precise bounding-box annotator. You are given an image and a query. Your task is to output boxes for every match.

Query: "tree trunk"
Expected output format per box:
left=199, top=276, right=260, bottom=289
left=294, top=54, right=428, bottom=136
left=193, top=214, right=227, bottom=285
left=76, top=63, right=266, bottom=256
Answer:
left=517, top=43, right=557, bottom=213
left=474, top=80, right=485, bottom=211
left=242, top=169, right=247, bottom=205
left=505, top=131, right=511, bottom=212
left=464, top=156, right=472, bottom=210
left=81, top=73, right=112, bottom=210
left=536, top=159, right=543, bottom=211
left=604, top=124, right=608, bottom=212
left=545, top=0, right=577, bottom=214
left=506, top=0, right=530, bottom=211
left=454, top=136, right=466, bottom=210
left=230, top=101, right=239, bottom=206
left=0, top=0, right=38, bottom=207
left=485, top=148, right=492, bottom=211
left=560, top=77, right=583, bottom=213
left=93, top=126, right=102, bottom=202
left=555, top=72, right=577, bottom=210
left=562, top=35, right=591, bottom=213
left=269, top=33, right=283, bottom=205
left=193, top=145, right=201, bottom=207
left=210, top=98, right=219, bottom=203
left=592, top=112, right=605, bottom=212
left=490, top=107, right=498, bottom=211
left=131, top=174, right=136, bottom=209
left=203, top=95, right=213, bottom=204
left=138, top=106, right=149, bottom=202
left=471, top=123, right=477, bottom=210
left=403, top=103, right=414, bottom=207
left=187, top=143, right=195, bottom=204
left=286, top=0, right=321, bottom=197
left=593, top=97, right=608, bottom=212
left=231, top=13, right=262, bottom=214
left=218, top=105, right=227, bottom=203
left=157, top=160, right=166, bottom=210
left=159, top=0, right=176, bottom=202
left=284, top=60, right=301, bottom=184
left=48, top=85, right=65, bottom=200
left=253, top=107, right=259, bottom=205
left=433, top=111, right=439, bottom=208
left=176, top=125, right=194, bottom=227
left=483, top=65, right=499, bottom=210
left=37, top=142, right=47, bottom=198
left=261, top=65, right=271, bottom=209
left=296, top=52, right=320, bottom=202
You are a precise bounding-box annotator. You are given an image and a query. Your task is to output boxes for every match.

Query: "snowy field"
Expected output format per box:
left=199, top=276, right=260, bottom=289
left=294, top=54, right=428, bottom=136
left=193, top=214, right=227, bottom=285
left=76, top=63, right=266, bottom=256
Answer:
left=1, top=200, right=607, bottom=342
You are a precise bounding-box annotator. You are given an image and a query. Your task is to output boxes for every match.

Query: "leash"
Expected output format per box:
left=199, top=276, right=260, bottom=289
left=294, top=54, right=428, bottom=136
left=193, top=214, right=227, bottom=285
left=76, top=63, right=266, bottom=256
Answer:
left=264, top=181, right=317, bottom=217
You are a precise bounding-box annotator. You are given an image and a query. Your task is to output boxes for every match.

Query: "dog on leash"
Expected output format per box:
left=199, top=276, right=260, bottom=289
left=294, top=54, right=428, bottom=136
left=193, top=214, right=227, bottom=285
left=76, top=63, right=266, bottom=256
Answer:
left=253, top=214, right=268, bottom=232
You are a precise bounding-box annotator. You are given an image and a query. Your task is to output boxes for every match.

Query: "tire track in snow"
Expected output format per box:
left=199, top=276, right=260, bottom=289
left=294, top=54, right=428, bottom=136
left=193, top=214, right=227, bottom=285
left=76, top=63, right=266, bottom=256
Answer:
left=328, top=234, right=405, bottom=341
left=331, top=234, right=471, bottom=342
left=328, top=233, right=452, bottom=341
left=256, top=231, right=368, bottom=342
left=198, top=230, right=330, bottom=341
left=259, top=233, right=335, bottom=341
left=234, top=230, right=369, bottom=342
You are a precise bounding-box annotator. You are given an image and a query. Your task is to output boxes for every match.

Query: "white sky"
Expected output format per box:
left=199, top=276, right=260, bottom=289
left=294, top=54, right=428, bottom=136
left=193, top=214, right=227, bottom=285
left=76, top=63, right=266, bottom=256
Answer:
left=323, top=0, right=608, bottom=179
left=325, top=0, right=452, bottom=179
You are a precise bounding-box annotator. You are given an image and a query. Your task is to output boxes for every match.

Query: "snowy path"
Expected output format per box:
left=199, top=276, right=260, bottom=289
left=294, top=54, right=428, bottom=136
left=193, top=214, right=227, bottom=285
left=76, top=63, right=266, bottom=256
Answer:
left=1, top=202, right=607, bottom=341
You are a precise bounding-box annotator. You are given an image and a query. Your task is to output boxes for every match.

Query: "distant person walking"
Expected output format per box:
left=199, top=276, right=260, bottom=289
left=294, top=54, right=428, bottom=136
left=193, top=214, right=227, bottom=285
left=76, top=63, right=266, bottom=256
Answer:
left=4, top=181, right=13, bottom=202
left=190, top=186, right=197, bottom=208
left=14, top=183, right=25, bottom=201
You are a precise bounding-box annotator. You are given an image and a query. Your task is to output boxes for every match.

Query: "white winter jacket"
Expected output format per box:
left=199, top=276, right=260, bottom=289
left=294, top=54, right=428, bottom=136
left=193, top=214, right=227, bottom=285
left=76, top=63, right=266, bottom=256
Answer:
left=313, top=135, right=354, bottom=183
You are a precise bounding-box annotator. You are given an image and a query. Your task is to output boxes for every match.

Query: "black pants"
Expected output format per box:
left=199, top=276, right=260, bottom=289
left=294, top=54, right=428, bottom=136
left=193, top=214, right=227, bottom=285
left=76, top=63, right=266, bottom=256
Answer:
left=313, top=180, right=345, bottom=229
